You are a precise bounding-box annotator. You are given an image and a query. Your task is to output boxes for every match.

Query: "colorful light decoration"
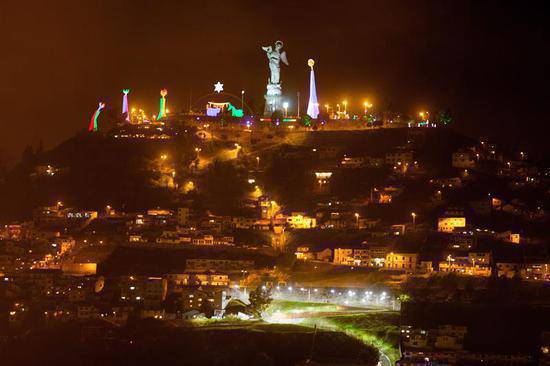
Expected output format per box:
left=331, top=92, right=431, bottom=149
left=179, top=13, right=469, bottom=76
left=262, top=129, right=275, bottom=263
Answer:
left=306, top=59, right=319, bottom=119
left=122, top=89, right=130, bottom=121
left=88, top=102, right=105, bottom=132
left=214, top=81, right=224, bottom=93
left=158, top=89, right=168, bottom=119
left=228, top=103, right=244, bottom=118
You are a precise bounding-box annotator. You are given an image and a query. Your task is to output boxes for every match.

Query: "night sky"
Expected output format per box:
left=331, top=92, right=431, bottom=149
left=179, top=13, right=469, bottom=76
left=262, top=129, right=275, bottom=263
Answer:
left=1, top=0, right=549, bottom=162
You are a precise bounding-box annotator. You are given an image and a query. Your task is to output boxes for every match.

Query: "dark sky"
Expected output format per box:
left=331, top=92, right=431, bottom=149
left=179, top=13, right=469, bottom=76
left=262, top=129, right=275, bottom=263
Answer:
left=1, top=0, right=549, bottom=162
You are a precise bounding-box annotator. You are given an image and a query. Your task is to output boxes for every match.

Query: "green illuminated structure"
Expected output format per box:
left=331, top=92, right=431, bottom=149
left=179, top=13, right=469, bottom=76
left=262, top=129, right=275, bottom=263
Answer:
left=158, top=89, right=168, bottom=119
left=228, top=103, right=244, bottom=118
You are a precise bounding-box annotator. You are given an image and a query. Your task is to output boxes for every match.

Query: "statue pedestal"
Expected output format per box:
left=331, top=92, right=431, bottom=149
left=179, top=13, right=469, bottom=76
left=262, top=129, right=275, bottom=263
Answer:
left=264, top=83, right=283, bottom=117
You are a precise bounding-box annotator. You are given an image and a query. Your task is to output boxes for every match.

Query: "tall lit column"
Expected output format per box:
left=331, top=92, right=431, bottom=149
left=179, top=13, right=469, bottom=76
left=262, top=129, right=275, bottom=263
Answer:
left=306, top=59, right=320, bottom=119
left=88, top=102, right=105, bottom=132
left=158, top=89, right=168, bottom=119
left=122, top=89, right=130, bottom=122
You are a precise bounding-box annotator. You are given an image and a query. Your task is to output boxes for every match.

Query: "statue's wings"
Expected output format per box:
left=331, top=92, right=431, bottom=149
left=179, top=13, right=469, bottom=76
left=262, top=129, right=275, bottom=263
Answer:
left=262, top=46, right=272, bottom=52
left=280, top=51, right=289, bottom=66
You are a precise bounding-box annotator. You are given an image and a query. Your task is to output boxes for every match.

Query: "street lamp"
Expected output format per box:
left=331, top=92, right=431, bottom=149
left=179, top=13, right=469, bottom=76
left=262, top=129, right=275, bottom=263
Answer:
left=343, top=100, right=348, bottom=114
left=324, top=104, right=330, bottom=114
left=419, top=111, right=429, bottom=123
left=283, top=102, right=289, bottom=117
left=363, top=101, right=372, bottom=115
left=241, top=90, right=245, bottom=111
left=411, top=212, right=417, bottom=228
left=256, top=156, right=260, bottom=169
left=354, top=212, right=360, bottom=227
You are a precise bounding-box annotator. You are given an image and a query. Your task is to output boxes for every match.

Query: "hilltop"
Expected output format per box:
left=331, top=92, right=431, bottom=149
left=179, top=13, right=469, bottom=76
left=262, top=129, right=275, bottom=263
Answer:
left=0, top=126, right=473, bottom=220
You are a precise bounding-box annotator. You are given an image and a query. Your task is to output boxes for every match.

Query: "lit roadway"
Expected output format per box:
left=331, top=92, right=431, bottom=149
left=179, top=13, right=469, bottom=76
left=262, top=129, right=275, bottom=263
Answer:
left=193, top=145, right=240, bottom=170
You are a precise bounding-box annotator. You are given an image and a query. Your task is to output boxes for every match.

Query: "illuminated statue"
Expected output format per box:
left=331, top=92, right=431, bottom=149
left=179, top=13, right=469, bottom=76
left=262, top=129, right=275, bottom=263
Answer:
left=158, top=89, right=168, bottom=119
left=306, top=59, right=319, bottom=119
left=262, top=41, right=289, bottom=85
left=262, top=40, right=289, bottom=116
left=88, top=102, right=105, bottom=132
left=122, top=89, right=130, bottom=122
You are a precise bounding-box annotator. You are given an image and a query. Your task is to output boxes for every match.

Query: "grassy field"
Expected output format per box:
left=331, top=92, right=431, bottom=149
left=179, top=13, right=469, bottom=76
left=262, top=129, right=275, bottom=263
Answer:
left=267, top=300, right=344, bottom=314
left=267, top=300, right=401, bottom=364
left=307, top=313, right=401, bottom=363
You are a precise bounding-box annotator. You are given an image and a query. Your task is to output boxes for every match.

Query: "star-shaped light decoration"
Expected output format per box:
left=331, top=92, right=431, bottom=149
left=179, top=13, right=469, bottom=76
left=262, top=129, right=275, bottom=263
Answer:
left=214, top=81, right=224, bottom=93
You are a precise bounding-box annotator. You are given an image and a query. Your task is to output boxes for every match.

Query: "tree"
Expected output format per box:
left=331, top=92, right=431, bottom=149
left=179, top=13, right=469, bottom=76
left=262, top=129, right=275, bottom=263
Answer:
left=248, top=286, right=272, bottom=318
left=200, top=160, right=248, bottom=214
left=397, top=293, right=411, bottom=303
left=21, top=145, right=35, bottom=166
left=199, top=299, right=215, bottom=318
left=437, top=109, right=452, bottom=125
left=301, top=115, right=312, bottom=127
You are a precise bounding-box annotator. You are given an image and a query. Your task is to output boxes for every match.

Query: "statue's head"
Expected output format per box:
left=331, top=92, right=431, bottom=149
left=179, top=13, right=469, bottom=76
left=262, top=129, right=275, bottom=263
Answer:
left=160, top=89, right=168, bottom=97
left=122, top=89, right=130, bottom=95
left=98, top=102, right=106, bottom=109
left=275, top=40, right=283, bottom=51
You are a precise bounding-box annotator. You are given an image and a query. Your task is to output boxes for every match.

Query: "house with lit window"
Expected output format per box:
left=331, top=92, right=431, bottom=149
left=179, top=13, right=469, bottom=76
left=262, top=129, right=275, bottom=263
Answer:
left=385, top=252, right=419, bottom=272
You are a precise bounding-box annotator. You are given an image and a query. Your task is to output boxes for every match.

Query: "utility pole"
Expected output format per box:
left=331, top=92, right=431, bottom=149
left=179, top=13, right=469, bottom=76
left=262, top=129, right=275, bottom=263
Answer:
left=308, top=324, right=317, bottom=361
left=189, top=87, right=193, bottom=113
left=297, top=92, right=300, bottom=117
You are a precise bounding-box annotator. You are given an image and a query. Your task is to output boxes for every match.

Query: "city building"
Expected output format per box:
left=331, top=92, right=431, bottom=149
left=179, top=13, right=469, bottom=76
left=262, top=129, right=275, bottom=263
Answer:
left=286, top=212, right=317, bottom=229
left=385, top=252, right=418, bottom=271
left=438, top=217, right=467, bottom=233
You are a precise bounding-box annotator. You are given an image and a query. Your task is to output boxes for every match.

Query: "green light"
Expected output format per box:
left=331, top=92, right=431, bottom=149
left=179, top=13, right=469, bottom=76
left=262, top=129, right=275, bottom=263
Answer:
left=158, top=89, right=168, bottom=119
left=228, top=103, right=244, bottom=118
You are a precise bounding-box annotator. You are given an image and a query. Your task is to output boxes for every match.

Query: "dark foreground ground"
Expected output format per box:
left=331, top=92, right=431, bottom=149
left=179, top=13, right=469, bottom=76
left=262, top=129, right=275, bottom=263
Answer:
left=0, top=319, right=379, bottom=366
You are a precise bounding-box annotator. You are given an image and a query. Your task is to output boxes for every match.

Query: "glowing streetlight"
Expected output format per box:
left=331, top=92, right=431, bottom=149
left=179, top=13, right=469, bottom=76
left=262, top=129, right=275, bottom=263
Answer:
left=241, top=90, right=245, bottom=111
left=160, top=154, right=168, bottom=160
left=363, top=101, right=372, bottom=115
left=419, top=111, right=429, bottom=122
left=342, top=100, right=348, bottom=113
left=324, top=104, right=330, bottom=113
left=256, top=156, right=260, bottom=169
left=337, top=104, right=341, bottom=112
left=283, top=102, right=289, bottom=117
left=354, top=212, right=360, bottom=226
left=411, top=212, right=417, bottom=227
